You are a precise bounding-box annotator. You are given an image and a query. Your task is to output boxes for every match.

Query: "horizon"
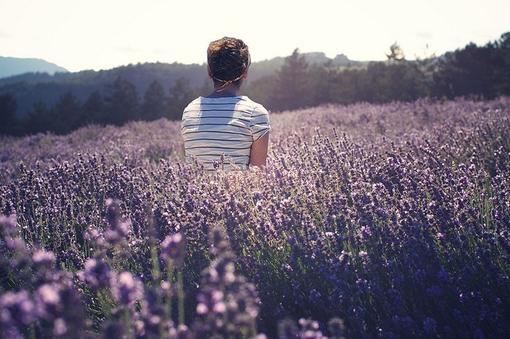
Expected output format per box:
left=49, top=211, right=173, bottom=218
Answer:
left=0, top=51, right=371, bottom=74
left=1, top=0, right=509, bottom=72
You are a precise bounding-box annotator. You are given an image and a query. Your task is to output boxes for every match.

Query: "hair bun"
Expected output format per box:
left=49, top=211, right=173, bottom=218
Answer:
left=207, top=37, right=250, bottom=91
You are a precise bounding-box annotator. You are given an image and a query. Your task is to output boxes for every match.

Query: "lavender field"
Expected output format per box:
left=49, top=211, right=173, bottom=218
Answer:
left=1, top=97, right=510, bottom=338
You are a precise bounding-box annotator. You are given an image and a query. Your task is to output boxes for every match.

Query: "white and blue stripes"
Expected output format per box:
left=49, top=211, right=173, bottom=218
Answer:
left=181, top=96, right=271, bottom=171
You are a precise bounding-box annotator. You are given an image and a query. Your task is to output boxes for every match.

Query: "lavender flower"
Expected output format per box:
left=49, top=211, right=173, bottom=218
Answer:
left=160, top=233, right=186, bottom=267
left=0, top=214, right=17, bottom=237
left=0, top=290, right=36, bottom=326
left=32, top=249, right=56, bottom=268
left=35, top=283, right=61, bottom=318
left=278, top=318, right=298, bottom=339
left=328, top=318, right=346, bottom=339
left=53, top=317, right=68, bottom=337
left=77, top=258, right=112, bottom=289
left=422, top=317, right=437, bottom=335
left=0, top=98, right=510, bottom=338
left=209, top=227, right=230, bottom=256
left=111, top=271, right=144, bottom=307
left=84, top=225, right=106, bottom=248
left=104, top=198, right=131, bottom=245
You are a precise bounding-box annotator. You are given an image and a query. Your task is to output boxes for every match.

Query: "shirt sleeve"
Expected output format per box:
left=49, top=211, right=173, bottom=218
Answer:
left=250, top=104, right=271, bottom=141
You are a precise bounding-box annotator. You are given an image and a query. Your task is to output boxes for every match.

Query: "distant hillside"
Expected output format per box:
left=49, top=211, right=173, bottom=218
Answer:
left=250, top=52, right=362, bottom=79
left=0, top=52, right=361, bottom=117
left=0, top=56, right=68, bottom=78
left=0, top=62, right=209, bottom=117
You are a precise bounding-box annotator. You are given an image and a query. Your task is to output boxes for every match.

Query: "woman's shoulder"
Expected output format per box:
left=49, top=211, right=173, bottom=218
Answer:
left=237, top=97, right=268, bottom=115
left=184, top=95, right=268, bottom=115
left=247, top=99, right=269, bottom=116
left=182, top=97, right=202, bottom=112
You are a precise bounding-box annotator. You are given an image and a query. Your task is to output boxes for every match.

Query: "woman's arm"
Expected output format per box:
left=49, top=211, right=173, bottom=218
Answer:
left=249, top=132, right=269, bottom=168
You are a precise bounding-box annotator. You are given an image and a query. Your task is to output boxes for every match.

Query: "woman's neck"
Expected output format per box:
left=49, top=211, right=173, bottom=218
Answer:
left=206, top=86, right=240, bottom=98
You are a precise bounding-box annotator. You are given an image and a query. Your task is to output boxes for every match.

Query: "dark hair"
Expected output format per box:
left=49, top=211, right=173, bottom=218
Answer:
left=207, top=37, right=251, bottom=91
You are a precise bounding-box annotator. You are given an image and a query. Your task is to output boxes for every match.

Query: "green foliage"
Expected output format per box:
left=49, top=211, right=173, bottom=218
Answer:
left=247, top=32, right=510, bottom=110
left=386, top=42, right=405, bottom=61
left=166, top=77, right=195, bottom=121
left=0, top=93, right=19, bottom=135
left=245, top=75, right=276, bottom=106
left=82, top=91, right=106, bottom=125
left=247, top=57, right=431, bottom=107
left=269, top=48, right=312, bottom=110
left=105, top=77, right=140, bottom=125
left=23, top=102, right=52, bottom=135
left=432, top=32, right=510, bottom=98
left=52, top=92, right=83, bottom=134
left=142, top=80, right=167, bottom=121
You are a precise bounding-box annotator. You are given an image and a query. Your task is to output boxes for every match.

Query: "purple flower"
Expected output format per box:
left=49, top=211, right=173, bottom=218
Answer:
left=103, top=199, right=131, bottom=244
left=77, top=258, right=112, bottom=289
left=32, top=249, right=56, bottom=268
left=423, top=317, right=437, bottom=335
left=35, top=284, right=61, bottom=318
left=84, top=225, right=106, bottom=247
left=0, top=214, right=17, bottom=237
left=160, top=233, right=185, bottom=267
left=0, top=290, right=36, bottom=326
left=338, top=251, right=350, bottom=266
left=175, top=324, right=192, bottom=339
left=1, top=326, right=23, bottom=339
left=278, top=318, right=298, bottom=339
left=360, top=225, right=373, bottom=239
left=298, top=318, right=326, bottom=339
left=111, top=271, right=144, bottom=307
left=196, top=289, right=225, bottom=315
left=104, top=220, right=131, bottom=244
left=328, top=317, right=346, bottom=339
left=53, top=318, right=67, bottom=336
left=209, top=227, right=230, bottom=256
left=4, top=237, right=28, bottom=253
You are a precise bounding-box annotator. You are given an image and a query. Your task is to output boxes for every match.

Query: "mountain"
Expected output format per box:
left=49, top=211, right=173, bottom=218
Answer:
left=249, top=52, right=361, bottom=79
left=0, top=52, right=361, bottom=117
left=0, top=56, right=68, bottom=78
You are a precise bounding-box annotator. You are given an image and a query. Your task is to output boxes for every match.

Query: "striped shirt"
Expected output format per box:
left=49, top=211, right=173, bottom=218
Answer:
left=181, top=95, right=271, bottom=171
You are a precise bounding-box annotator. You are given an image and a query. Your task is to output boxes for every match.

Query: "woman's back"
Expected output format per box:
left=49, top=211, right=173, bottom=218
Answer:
left=181, top=95, right=270, bottom=171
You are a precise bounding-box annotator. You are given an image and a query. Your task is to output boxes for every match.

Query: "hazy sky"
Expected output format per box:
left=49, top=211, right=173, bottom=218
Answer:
left=0, top=0, right=508, bottom=72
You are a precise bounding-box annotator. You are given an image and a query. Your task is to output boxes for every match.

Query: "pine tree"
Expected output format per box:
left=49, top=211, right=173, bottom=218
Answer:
left=167, top=77, right=194, bottom=120
left=52, top=92, right=82, bottom=134
left=142, top=80, right=167, bottom=121
left=0, top=93, right=18, bottom=135
left=104, top=76, right=140, bottom=125
left=496, top=32, right=510, bottom=49
left=386, top=42, right=406, bottom=62
left=24, top=102, right=51, bottom=134
left=271, top=48, right=311, bottom=111
left=83, top=91, right=106, bottom=125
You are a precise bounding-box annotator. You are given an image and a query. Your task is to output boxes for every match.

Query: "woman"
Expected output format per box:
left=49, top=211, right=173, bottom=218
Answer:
left=181, top=37, right=271, bottom=171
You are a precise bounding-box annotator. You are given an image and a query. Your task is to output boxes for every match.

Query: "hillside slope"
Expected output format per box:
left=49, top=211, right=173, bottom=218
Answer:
left=0, top=52, right=361, bottom=117
left=0, top=56, right=68, bottom=78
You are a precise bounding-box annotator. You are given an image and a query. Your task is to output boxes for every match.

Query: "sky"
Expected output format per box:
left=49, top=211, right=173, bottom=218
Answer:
left=0, top=0, right=509, bottom=72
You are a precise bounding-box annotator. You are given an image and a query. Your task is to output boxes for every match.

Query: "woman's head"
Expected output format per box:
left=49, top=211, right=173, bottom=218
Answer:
left=207, top=37, right=250, bottom=91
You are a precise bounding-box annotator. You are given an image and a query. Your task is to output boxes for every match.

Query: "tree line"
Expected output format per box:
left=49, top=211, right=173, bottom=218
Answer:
left=1, top=32, right=509, bottom=136
left=253, top=32, right=510, bottom=111
left=0, top=77, right=210, bottom=136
